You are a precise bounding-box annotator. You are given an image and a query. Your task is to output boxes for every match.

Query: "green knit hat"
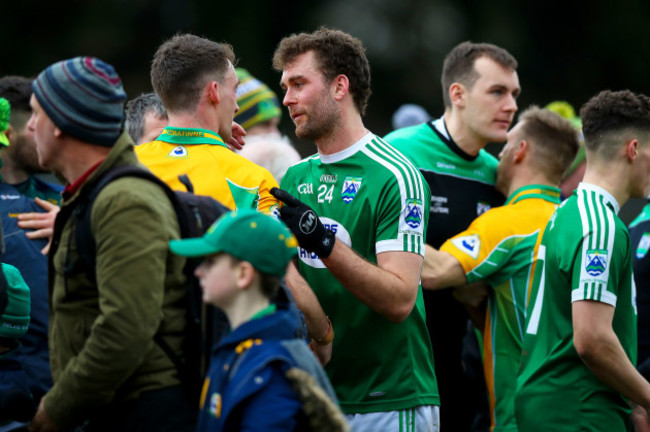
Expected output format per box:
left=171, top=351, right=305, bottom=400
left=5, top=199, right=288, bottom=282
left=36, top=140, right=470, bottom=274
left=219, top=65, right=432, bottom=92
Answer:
left=0, top=263, right=31, bottom=339
left=234, top=68, right=282, bottom=131
left=0, top=97, right=11, bottom=147
left=170, top=210, right=298, bottom=278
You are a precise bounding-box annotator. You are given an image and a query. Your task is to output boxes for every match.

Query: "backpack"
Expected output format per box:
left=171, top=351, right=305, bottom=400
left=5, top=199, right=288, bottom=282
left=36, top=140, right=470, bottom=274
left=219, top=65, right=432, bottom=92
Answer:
left=63, top=164, right=230, bottom=403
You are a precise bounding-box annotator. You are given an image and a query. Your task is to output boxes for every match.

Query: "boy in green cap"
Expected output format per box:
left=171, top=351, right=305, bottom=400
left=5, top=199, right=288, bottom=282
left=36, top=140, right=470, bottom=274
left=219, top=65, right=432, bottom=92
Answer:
left=170, top=209, right=347, bottom=432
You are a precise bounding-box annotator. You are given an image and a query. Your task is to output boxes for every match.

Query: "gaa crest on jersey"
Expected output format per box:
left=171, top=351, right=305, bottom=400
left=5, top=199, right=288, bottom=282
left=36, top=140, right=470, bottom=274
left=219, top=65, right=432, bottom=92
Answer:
left=636, top=233, right=650, bottom=259
left=403, top=198, right=423, bottom=229
left=168, top=145, right=188, bottom=158
left=477, top=201, right=491, bottom=216
left=585, top=249, right=608, bottom=277
left=451, top=234, right=481, bottom=259
left=341, top=176, right=362, bottom=203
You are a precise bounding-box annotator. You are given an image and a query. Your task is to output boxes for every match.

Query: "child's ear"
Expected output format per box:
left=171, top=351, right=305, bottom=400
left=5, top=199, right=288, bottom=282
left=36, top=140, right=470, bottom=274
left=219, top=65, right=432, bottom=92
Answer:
left=236, top=261, right=256, bottom=290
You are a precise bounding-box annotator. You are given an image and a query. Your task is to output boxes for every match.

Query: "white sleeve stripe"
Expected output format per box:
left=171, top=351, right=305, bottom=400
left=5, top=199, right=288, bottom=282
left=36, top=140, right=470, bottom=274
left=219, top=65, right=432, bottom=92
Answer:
left=371, top=137, right=423, bottom=196
left=376, top=239, right=424, bottom=256
left=364, top=139, right=424, bottom=200
left=572, top=288, right=617, bottom=306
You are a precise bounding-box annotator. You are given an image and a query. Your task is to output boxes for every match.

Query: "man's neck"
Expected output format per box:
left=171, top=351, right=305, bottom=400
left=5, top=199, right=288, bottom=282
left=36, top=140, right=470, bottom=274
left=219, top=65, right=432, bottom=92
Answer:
left=506, top=166, right=557, bottom=198
left=443, top=110, right=486, bottom=157
left=315, top=113, right=368, bottom=156
left=59, top=143, right=111, bottom=185
left=582, top=163, right=630, bottom=208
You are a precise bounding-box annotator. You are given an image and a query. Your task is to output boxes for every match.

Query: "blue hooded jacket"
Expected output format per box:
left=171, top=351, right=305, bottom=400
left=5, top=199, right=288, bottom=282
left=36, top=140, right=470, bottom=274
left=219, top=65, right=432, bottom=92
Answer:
left=0, top=183, right=52, bottom=399
left=196, top=301, right=338, bottom=432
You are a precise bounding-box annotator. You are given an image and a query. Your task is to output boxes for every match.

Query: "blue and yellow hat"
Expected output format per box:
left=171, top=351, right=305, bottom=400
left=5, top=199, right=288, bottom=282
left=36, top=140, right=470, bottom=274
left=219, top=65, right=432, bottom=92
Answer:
left=169, top=210, right=297, bottom=277
left=234, top=68, right=282, bottom=131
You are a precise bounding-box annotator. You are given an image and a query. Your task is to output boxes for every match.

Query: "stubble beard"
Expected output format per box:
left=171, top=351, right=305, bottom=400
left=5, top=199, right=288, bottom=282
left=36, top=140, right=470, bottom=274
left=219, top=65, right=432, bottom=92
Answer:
left=294, top=94, right=340, bottom=142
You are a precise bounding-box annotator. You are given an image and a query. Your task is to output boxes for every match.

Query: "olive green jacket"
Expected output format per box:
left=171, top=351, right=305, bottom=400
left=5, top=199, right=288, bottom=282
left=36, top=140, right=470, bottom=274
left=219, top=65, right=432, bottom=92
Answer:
left=45, top=132, right=187, bottom=428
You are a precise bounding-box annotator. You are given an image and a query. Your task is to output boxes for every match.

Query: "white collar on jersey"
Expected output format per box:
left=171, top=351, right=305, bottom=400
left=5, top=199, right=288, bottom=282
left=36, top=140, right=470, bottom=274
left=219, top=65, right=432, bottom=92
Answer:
left=319, top=132, right=376, bottom=164
left=432, top=116, right=450, bottom=140
left=577, top=182, right=621, bottom=214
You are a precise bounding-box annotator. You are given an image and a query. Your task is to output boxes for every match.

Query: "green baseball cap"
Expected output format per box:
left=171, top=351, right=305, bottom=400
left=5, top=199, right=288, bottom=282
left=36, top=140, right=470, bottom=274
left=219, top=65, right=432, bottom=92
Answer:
left=169, top=209, right=298, bottom=277
left=0, top=263, right=31, bottom=339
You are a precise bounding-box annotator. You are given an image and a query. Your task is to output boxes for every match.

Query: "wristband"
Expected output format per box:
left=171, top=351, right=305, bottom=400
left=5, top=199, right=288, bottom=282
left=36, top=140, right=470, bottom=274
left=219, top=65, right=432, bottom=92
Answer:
left=312, top=316, right=334, bottom=346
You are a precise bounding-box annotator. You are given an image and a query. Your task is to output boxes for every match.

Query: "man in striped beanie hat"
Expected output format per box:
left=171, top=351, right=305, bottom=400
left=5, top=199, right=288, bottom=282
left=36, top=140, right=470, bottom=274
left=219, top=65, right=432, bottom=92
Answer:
left=234, top=68, right=282, bottom=136
left=28, top=57, right=194, bottom=431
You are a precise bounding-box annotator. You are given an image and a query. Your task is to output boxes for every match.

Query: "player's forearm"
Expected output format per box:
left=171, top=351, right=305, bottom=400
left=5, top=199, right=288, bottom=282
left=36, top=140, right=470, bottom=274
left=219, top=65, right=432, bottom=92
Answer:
left=322, top=241, right=418, bottom=323
left=420, top=245, right=467, bottom=290
left=285, top=263, right=330, bottom=338
left=576, top=330, right=650, bottom=409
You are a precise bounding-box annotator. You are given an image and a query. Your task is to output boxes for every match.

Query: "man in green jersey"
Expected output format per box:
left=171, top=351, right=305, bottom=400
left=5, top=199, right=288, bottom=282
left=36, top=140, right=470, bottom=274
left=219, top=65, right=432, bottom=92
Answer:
left=421, top=106, right=579, bottom=431
left=384, top=41, right=520, bottom=432
left=271, top=28, right=439, bottom=431
left=515, top=90, right=650, bottom=431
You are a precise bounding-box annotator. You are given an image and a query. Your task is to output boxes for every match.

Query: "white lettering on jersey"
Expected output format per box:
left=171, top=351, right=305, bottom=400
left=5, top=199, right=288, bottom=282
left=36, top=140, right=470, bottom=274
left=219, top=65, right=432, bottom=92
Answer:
left=297, top=183, right=313, bottom=194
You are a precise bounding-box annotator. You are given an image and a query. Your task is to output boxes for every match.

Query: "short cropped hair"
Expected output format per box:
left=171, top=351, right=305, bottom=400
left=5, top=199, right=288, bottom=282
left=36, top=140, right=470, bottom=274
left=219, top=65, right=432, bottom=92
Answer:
left=441, top=41, right=518, bottom=109
left=273, top=27, right=372, bottom=116
left=580, top=90, right=650, bottom=158
left=0, top=76, right=33, bottom=128
left=518, top=106, right=580, bottom=184
left=151, top=34, right=236, bottom=113
left=125, top=92, right=168, bottom=144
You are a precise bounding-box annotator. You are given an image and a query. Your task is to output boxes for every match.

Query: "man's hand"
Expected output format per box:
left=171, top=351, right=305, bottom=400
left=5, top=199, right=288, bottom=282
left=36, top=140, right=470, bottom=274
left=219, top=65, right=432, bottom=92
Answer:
left=631, top=404, right=650, bottom=432
left=17, top=197, right=60, bottom=255
left=225, top=121, right=246, bottom=151
left=270, top=187, right=335, bottom=258
left=29, top=397, right=60, bottom=432
left=308, top=340, right=333, bottom=366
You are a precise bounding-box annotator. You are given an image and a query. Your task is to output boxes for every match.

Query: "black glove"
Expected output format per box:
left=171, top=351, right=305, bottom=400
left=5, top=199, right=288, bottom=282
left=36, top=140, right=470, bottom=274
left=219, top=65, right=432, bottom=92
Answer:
left=270, top=187, right=336, bottom=258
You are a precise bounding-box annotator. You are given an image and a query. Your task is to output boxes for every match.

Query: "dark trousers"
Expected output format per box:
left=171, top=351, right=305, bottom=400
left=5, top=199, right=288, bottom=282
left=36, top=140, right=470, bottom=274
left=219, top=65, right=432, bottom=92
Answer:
left=76, top=386, right=196, bottom=432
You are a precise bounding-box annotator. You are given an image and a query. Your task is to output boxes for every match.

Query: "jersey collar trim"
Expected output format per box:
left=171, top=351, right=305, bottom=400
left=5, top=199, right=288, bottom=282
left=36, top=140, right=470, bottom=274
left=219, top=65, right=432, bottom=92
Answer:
left=577, top=182, right=620, bottom=214
left=505, top=184, right=561, bottom=205
left=429, top=116, right=479, bottom=162
left=319, top=132, right=375, bottom=164
left=155, top=126, right=228, bottom=148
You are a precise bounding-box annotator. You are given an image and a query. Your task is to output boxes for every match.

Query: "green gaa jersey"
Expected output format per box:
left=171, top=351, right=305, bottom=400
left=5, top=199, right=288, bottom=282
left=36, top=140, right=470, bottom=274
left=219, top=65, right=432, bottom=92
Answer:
left=441, top=185, right=560, bottom=432
left=281, top=132, right=439, bottom=414
left=515, top=183, right=637, bottom=431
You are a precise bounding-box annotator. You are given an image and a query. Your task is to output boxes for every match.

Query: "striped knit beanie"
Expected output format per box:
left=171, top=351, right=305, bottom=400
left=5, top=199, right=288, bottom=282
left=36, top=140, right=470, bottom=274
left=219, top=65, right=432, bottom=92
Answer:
left=234, top=68, right=281, bottom=131
left=32, top=57, right=127, bottom=147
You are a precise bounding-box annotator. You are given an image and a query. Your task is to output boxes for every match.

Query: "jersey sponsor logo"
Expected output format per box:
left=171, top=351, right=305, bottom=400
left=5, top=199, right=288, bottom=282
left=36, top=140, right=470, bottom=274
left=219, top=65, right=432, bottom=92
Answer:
left=436, top=161, right=455, bottom=170
left=168, top=145, right=188, bottom=158
left=297, top=183, right=313, bottom=194
left=320, top=174, right=338, bottom=183
left=430, top=195, right=449, bottom=214
left=636, top=232, right=650, bottom=259
left=585, top=249, right=608, bottom=276
left=341, top=176, right=362, bottom=203
left=1, top=194, right=21, bottom=200
left=477, top=201, right=491, bottom=215
left=298, top=217, right=351, bottom=268
left=451, top=234, right=481, bottom=259
left=403, top=198, right=423, bottom=228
